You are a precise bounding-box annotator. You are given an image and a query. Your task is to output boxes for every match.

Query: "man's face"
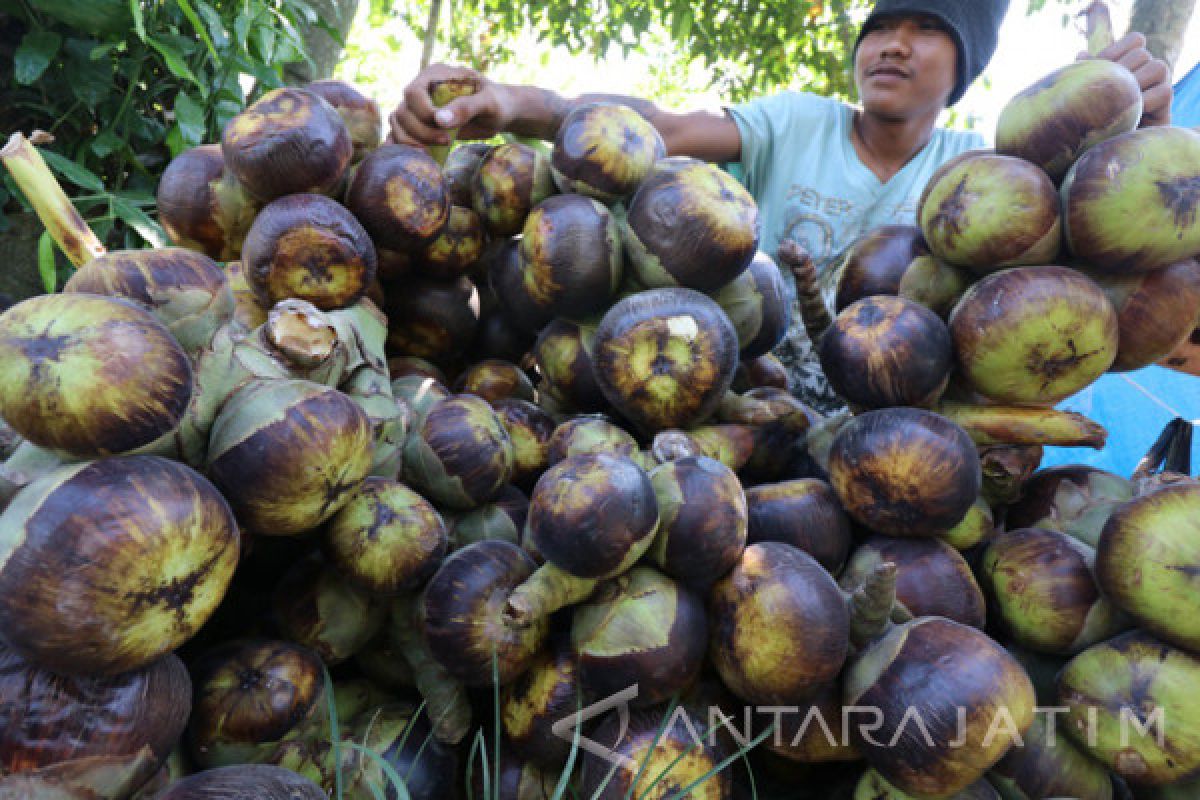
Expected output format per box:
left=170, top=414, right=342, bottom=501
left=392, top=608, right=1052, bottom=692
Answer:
left=854, top=13, right=959, bottom=119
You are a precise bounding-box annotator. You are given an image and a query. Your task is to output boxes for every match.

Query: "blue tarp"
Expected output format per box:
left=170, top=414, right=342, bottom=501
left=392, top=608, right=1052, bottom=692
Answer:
left=1039, top=63, right=1200, bottom=477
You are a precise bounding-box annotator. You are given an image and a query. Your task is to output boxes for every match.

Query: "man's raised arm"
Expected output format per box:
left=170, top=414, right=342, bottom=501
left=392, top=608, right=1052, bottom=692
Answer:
left=389, top=63, right=743, bottom=164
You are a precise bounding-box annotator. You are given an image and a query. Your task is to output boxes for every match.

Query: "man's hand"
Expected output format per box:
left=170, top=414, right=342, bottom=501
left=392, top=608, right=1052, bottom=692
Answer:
left=388, top=64, right=516, bottom=147
left=1079, top=32, right=1172, bottom=127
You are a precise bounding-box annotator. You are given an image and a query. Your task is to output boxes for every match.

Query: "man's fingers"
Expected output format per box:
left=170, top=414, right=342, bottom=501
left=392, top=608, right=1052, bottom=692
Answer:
left=389, top=106, right=450, bottom=147
left=1138, top=82, right=1174, bottom=127
left=1133, top=58, right=1171, bottom=91
left=1116, top=46, right=1151, bottom=75
left=1093, top=31, right=1146, bottom=61
left=404, top=64, right=481, bottom=123
left=432, top=92, right=492, bottom=130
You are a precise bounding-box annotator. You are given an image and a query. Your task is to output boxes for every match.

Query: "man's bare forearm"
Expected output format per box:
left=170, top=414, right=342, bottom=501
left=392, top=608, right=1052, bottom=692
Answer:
left=502, top=85, right=666, bottom=141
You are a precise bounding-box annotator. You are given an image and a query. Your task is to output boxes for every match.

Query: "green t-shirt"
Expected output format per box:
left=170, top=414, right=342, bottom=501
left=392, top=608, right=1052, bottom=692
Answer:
left=726, top=91, right=986, bottom=411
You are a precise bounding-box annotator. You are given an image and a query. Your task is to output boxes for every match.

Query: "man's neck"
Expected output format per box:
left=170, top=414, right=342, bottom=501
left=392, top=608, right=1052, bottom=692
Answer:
left=851, top=109, right=940, bottom=184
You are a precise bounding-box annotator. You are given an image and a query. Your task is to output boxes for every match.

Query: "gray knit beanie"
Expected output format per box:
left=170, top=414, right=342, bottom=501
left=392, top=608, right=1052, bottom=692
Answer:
left=854, top=0, right=1011, bottom=105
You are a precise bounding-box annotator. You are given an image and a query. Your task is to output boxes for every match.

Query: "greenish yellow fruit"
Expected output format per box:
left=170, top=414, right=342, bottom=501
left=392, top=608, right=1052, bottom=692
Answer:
left=919, top=152, right=1061, bottom=273
left=0, top=456, right=238, bottom=676
left=996, top=59, right=1142, bottom=184
left=0, top=293, right=193, bottom=459
left=1063, top=126, right=1200, bottom=273
left=551, top=102, right=666, bottom=202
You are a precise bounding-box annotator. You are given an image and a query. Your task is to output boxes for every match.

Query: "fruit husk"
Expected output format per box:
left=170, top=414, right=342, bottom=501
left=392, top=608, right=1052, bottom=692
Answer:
left=1062, top=126, right=1200, bottom=273
left=187, top=639, right=328, bottom=769
left=854, top=768, right=1001, bottom=799
left=420, top=540, right=548, bottom=686
left=443, top=142, right=493, bottom=207
left=0, top=293, right=194, bottom=459
left=572, top=565, right=707, bottom=708
left=1057, top=630, right=1200, bottom=786
left=206, top=379, right=374, bottom=535
left=1004, top=465, right=1132, bottom=548
left=523, top=452, right=658, bottom=581
left=1096, top=483, right=1200, bottom=652
left=402, top=393, right=514, bottom=510
left=710, top=542, right=849, bottom=705
left=989, top=712, right=1115, bottom=800
left=995, top=58, right=1142, bottom=184
left=711, top=250, right=792, bottom=360
left=545, top=415, right=638, bottom=465
left=828, top=408, right=981, bottom=537
left=577, top=705, right=731, bottom=800
left=844, top=617, right=1036, bottom=798
left=834, top=224, right=928, bottom=311
left=897, top=254, right=971, bottom=319
left=1091, top=257, right=1200, bottom=372
left=384, top=275, right=481, bottom=366
left=242, top=192, right=377, bottom=311
left=551, top=102, right=666, bottom=201
left=303, top=79, right=383, bottom=163
left=453, top=359, right=535, bottom=406
left=733, top=352, right=790, bottom=392
left=347, top=143, right=450, bottom=250
left=156, top=144, right=260, bottom=261
left=272, top=553, right=386, bottom=665
left=646, top=455, right=747, bottom=590
left=981, top=527, right=1130, bottom=655
left=819, top=295, right=952, bottom=410
left=221, top=87, right=352, bottom=202
left=592, top=288, right=739, bottom=434
left=939, top=496, right=996, bottom=551
left=0, top=455, right=239, bottom=676
left=745, top=478, right=851, bottom=574
left=919, top=152, right=1062, bottom=273
left=499, top=640, right=580, bottom=769
left=63, top=247, right=235, bottom=355
left=472, top=142, right=556, bottom=238
left=533, top=319, right=607, bottom=412
left=841, top=535, right=986, bottom=629
left=1159, top=325, right=1200, bottom=376
left=493, top=399, right=556, bottom=489
left=0, top=647, right=190, bottom=797
left=341, top=703, right=461, bottom=800
left=518, top=194, right=624, bottom=319
left=418, top=204, right=486, bottom=281
left=156, top=765, right=327, bottom=800
left=622, top=158, right=759, bottom=291
left=948, top=266, right=1118, bottom=406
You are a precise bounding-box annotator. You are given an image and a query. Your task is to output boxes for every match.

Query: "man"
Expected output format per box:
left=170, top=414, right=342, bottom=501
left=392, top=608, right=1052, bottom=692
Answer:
left=390, top=0, right=1172, bottom=412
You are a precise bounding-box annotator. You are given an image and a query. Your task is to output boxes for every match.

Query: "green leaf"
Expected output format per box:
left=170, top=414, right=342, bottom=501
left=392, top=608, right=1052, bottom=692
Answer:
left=165, top=125, right=186, bottom=159
left=111, top=196, right=165, bottom=247
left=129, top=0, right=146, bottom=41
left=193, top=1, right=229, bottom=49
left=174, top=91, right=206, bottom=149
left=30, top=0, right=130, bottom=35
left=234, top=12, right=251, bottom=51
left=38, top=231, right=58, bottom=293
left=37, top=149, right=106, bottom=193
left=176, top=0, right=218, bottom=60
left=64, top=38, right=114, bottom=108
left=15, top=31, right=62, bottom=85
left=148, top=36, right=202, bottom=89
left=90, top=131, right=124, bottom=158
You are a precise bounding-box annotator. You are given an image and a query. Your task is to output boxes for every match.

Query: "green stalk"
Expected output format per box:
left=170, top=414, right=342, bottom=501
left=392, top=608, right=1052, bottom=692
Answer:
left=1083, top=1, right=1115, bottom=56
left=428, top=78, right=478, bottom=166
left=391, top=595, right=472, bottom=745
left=1, top=132, right=106, bottom=267
left=937, top=402, right=1107, bottom=448
left=504, top=563, right=597, bottom=628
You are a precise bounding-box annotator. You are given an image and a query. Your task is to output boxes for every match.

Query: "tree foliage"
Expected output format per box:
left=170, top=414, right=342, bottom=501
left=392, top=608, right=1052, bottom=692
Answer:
left=382, top=0, right=871, bottom=102
left=1, top=0, right=318, bottom=255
